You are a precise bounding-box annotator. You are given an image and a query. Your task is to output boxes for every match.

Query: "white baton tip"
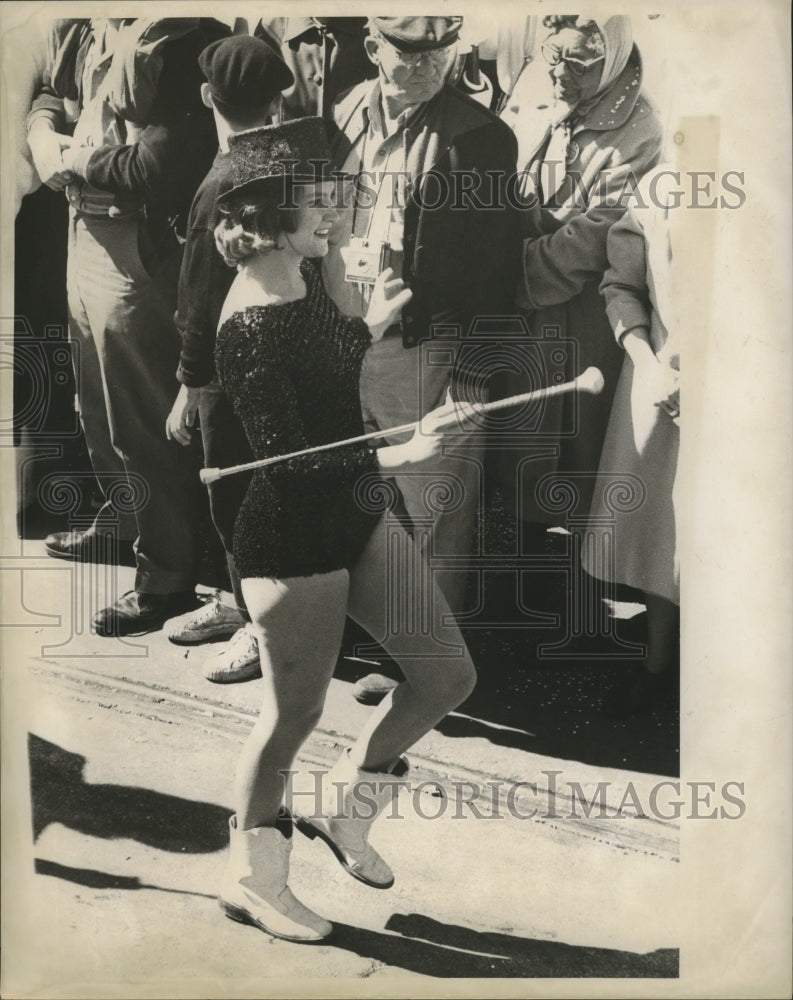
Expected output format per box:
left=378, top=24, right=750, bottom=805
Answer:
left=200, top=468, right=221, bottom=485
left=577, top=367, right=605, bottom=395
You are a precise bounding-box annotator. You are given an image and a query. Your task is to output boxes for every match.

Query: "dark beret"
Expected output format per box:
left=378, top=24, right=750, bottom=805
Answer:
left=371, top=16, right=463, bottom=52
left=198, top=35, right=294, bottom=119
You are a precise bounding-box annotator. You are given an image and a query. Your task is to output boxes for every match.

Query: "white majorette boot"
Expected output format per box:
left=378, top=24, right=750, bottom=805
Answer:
left=218, top=815, right=331, bottom=942
left=295, top=750, right=409, bottom=890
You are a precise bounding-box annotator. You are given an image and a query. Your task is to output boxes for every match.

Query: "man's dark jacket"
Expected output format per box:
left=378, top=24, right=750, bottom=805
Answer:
left=329, top=82, right=521, bottom=356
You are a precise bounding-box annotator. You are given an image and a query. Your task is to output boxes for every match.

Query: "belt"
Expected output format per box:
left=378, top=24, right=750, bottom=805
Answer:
left=66, top=181, right=143, bottom=219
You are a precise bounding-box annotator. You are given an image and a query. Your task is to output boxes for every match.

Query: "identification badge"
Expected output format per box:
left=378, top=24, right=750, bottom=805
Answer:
left=342, top=238, right=392, bottom=285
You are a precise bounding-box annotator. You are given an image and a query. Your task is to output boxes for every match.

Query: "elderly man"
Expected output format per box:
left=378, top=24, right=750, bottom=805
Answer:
left=324, top=16, right=520, bottom=675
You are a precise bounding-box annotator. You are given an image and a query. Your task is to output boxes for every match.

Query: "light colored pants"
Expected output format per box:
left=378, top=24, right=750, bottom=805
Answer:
left=66, top=211, right=201, bottom=594
left=359, top=335, right=485, bottom=615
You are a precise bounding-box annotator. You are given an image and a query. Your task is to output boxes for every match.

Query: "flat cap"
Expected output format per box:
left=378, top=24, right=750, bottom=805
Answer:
left=198, top=35, right=294, bottom=120
left=372, top=16, right=463, bottom=53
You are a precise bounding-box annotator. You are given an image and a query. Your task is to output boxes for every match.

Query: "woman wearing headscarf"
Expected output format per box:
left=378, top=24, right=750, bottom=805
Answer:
left=496, top=15, right=663, bottom=539
left=583, top=165, right=680, bottom=716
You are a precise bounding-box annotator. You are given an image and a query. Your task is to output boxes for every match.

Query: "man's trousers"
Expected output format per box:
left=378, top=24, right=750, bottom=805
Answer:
left=66, top=211, right=201, bottom=594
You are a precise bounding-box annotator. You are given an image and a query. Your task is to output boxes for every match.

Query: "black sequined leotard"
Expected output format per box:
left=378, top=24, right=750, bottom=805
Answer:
left=215, top=259, right=381, bottom=579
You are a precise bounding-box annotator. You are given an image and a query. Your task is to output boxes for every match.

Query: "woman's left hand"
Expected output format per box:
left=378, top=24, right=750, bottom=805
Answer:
left=365, top=267, right=413, bottom=341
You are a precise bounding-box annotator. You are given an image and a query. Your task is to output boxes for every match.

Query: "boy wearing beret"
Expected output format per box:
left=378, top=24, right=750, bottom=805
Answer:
left=163, top=36, right=293, bottom=681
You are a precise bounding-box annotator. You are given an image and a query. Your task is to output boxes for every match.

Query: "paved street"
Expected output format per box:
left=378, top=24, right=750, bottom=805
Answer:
left=3, top=542, right=680, bottom=993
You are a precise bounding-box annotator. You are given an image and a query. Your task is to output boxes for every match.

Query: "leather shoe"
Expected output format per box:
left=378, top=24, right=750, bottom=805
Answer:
left=92, top=590, right=200, bottom=637
left=45, top=530, right=134, bottom=564
left=351, top=673, right=400, bottom=705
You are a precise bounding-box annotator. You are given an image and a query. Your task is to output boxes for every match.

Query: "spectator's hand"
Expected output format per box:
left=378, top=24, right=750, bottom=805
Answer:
left=365, top=267, right=413, bottom=341
left=59, top=145, right=87, bottom=178
left=28, top=123, right=74, bottom=191
left=640, top=357, right=680, bottom=423
left=166, top=385, right=202, bottom=446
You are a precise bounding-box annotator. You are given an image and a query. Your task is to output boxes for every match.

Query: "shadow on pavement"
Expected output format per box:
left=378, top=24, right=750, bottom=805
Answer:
left=340, top=607, right=679, bottom=778
left=330, top=912, right=678, bottom=978
left=34, top=858, right=217, bottom=900
left=29, top=734, right=231, bottom=852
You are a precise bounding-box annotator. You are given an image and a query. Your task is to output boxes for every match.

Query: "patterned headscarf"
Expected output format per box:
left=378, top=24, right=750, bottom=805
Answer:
left=593, top=15, right=633, bottom=96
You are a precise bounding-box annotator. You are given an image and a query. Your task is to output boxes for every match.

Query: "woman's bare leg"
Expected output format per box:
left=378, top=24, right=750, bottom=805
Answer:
left=235, top=571, right=349, bottom=829
left=346, top=517, right=476, bottom=771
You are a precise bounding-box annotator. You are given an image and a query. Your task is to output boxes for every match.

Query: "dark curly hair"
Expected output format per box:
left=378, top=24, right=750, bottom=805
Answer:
left=215, top=182, right=299, bottom=267
left=541, top=16, right=605, bottom=57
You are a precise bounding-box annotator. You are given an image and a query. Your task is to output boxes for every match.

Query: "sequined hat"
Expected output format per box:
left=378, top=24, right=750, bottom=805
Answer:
left=371, top=16, right=463, bottom=52
left=218, top=117, right=335, bottom=207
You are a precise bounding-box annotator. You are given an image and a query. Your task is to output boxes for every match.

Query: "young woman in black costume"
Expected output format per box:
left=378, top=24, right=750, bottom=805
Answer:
left=213, top=118, right=477, bottom=942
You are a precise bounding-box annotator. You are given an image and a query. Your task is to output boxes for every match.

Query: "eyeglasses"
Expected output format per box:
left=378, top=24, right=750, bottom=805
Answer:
left=541, top=41, right=605, bottom=78
left=378, top=36, right=456, bottom=68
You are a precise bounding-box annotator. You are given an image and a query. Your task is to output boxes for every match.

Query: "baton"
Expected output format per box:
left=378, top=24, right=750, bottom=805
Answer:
left=199, top=366, right=604, bottom=485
